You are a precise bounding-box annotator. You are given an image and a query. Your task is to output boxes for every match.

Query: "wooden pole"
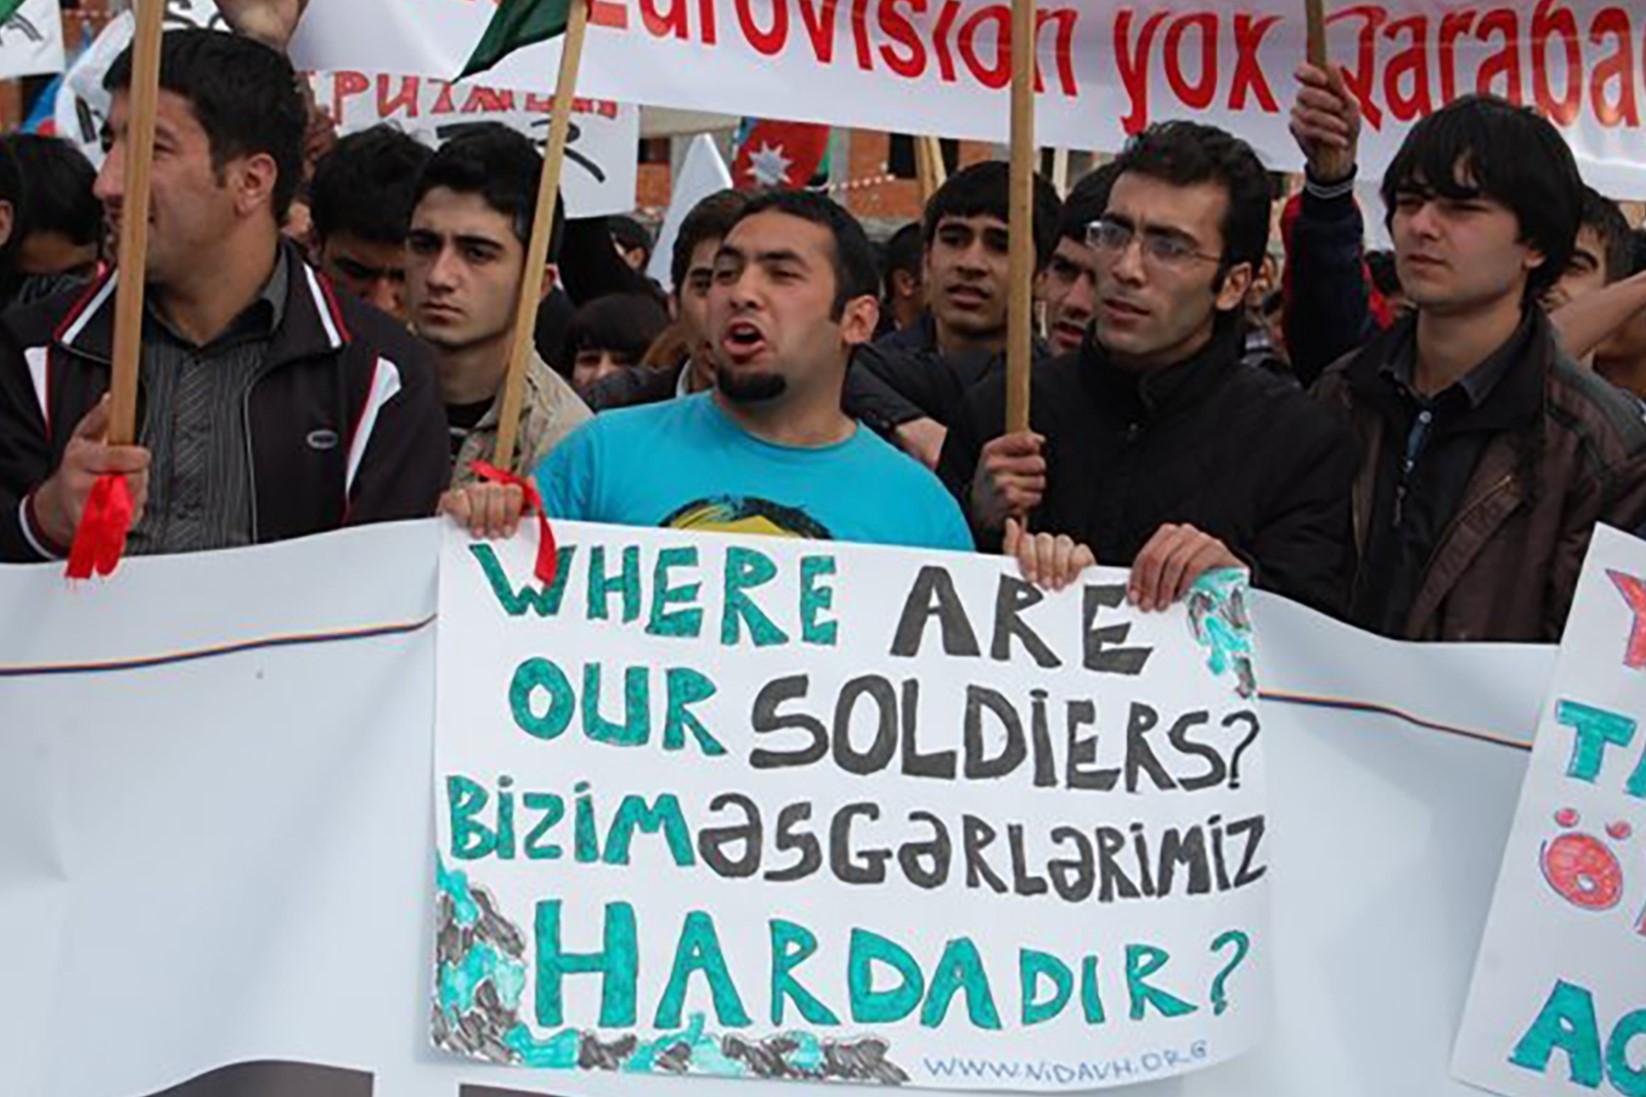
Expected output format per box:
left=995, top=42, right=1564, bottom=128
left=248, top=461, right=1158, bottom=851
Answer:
left=107, top=0, right=167, bottom=446
left=914, top=136, right=933, bottom=203
left=492, top=0, right=591, bottom=473
left=1004, top=0, right=1036, bottom=435
left=915, top=134, right=947, bottom=205
left=1305, top=0, right=1328, bottom=69
left=1051, top=146, right=1070, bottom=198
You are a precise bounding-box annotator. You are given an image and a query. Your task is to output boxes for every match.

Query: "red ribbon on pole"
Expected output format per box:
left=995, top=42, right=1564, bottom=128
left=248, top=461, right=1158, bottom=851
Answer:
left=470, top=460, right=558, bottom=585
left=65, top=473, right=134, bottom=580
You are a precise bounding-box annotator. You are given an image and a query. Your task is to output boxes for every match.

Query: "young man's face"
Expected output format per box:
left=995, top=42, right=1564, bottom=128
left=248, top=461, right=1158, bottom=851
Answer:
left=707, top=209, right=875, bottom=404
left=404, top=188, right=524, bottom=355
left=572, top=347, right=638, bottom=395
left=98, top=89, right=253, bottom=287
left=1092, top=172, right=1249, bottom=370
left=319, top=231, right=410, bottom=321
left=1389, top=172, right=1544, bottom=316
left=1544, top=224, right=1609, bottom=312
left=924, top=212, right=1010, bottom=346
left=675, top=235, right=721, bottom=369
left=1039, top=235, right=1098, bottom=356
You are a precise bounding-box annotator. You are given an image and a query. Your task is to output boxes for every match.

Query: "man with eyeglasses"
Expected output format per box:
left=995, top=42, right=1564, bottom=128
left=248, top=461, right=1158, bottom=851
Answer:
left=938, top=121, right=1356, bottom=614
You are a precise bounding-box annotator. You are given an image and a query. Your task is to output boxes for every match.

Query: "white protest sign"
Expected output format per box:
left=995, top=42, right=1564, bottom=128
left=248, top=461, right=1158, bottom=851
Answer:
left=53, top=5, right=639, bottom=217
left=309, top=73, right=640, bottom=218
left=434, top=525, right=1271, bottom=1088
left=291, top=0, right=1646, bottom=199
left=0, top=0, right=64, bottom=81
left=1453, top=524, right=1646, bottom=1097
left=54, top=2, right=223, bottom=166
left=0, top=521, right=1552, bottom=1097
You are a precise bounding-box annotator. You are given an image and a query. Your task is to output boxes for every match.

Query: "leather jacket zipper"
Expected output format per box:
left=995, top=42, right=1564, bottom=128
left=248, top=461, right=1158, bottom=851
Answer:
left=1427, top=472, right=1515, bottom=566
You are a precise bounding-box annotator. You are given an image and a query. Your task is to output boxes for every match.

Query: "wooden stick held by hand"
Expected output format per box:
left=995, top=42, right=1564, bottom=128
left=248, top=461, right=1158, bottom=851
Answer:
left=107, top=0, right=167, bottom=447
left=1305, top=0, right=1329, bottom=69
left=492, top=0, right=591, bottom=474
left=1005, top=0, right=1036, bottom=436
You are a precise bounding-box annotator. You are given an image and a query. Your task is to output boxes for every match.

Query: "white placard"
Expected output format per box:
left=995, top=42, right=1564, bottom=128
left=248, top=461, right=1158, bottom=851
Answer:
left=433, top=524, right=1272, bottom=1088
left=309, top=72, right=639, bottom=218
left=0, top=521, right=1551, bottom=1097
left=1453, top=524, right=1646, bottom=1097
left=0, top=0, right=64, bottom=81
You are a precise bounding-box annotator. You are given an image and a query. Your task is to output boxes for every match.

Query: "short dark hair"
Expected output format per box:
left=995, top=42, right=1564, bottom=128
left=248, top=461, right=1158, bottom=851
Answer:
left=1577, top=185, right=1633, bottom=285
left=671, top=188, right=748, bottom=293
left=882, top=221, right=923, bottom=280
left=731, top=189, right=879, bottom=317
left=1380, top=94, right=1582, bottom=300
left=1057, top=160, right=1121, bottom=245
left=608, top=214, right=653, bottom=262
left=310, top=125, right=432, bottom=246
left=105, top=28, right=305, bottom=221
left=1631, top=228, right=1646, bottom=278
left=560, top=292, right=669, bottom=377
left=413, top=124, right=564, bottom=259
left=922, top=160, right=1062, bottom=271
left=1110, top=120, right=1272, bottom=277
left=2, top=135, right=100, bottom=248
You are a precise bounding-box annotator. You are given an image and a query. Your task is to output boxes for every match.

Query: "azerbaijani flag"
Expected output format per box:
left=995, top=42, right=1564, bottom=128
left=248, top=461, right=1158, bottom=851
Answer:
left=458, top=0, right=575, bottom=81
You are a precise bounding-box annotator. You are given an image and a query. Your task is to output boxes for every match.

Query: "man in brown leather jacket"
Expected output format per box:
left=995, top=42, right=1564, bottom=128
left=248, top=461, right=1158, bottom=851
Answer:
left=1307, top=91, right=1646, bottom=642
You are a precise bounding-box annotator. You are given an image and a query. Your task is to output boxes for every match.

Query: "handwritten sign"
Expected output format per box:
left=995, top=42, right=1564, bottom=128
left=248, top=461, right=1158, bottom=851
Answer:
left=433, top=523, right=1272, bottom=1089
left=1454, top=524, right=1646, bottom=1097
left=308, top=73, right=639, bottom=218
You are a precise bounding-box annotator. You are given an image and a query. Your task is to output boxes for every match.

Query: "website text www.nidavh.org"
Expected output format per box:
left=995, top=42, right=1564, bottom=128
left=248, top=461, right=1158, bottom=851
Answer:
left=924, top=1040, right=1210, bottom=1086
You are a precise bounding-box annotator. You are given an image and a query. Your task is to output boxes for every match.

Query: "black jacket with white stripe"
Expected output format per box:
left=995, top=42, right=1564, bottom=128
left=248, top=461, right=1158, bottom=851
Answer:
left=0, top=244, right=449, bottom=563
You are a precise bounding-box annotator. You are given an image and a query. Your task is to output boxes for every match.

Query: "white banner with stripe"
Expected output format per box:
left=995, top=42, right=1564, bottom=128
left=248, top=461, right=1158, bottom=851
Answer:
left=0, top=519, right=1548, bottom=1096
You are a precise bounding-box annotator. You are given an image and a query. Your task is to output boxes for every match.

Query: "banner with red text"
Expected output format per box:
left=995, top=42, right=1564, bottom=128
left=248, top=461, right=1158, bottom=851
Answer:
left=308, top=72, right=640, bottom=217
left=290, top=0, right=1646, bottom=198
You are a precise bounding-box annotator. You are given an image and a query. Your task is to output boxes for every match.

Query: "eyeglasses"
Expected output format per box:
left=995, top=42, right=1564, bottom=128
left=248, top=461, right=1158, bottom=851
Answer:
left=1086, top=218, right=1224, bottom=269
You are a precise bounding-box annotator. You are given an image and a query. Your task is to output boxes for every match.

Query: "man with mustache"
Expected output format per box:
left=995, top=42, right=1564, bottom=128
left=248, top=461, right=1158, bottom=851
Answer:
left=0, top=28, right=446, bottom=564
left=940, top=121, right=1356, bottom=614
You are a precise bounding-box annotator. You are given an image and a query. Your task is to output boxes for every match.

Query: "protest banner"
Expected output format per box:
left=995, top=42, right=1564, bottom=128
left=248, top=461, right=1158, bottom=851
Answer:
left=290, top=0, right=1646, bottom=198
left=309, top=72, right=640, bottom=218
left=434, top=525, right=1271, bottom=1088
left=0, top=0, right=63, bottom=80
left=0, top=520, right=1547, bottom=1096
left=53, top=7, right=638, bottom=219
left=1453, top=524, right=1646, bottom=1097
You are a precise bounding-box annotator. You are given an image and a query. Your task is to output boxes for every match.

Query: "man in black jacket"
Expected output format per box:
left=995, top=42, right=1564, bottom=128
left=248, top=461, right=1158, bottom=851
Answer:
left=940, top=121, right=1356, bottom=614
left=0, top=29, right=446, bottom=563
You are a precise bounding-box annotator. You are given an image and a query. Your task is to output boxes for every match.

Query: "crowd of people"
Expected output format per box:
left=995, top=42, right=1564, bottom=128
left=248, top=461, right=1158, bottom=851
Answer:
left=2, top=25, right=1646, bottom=645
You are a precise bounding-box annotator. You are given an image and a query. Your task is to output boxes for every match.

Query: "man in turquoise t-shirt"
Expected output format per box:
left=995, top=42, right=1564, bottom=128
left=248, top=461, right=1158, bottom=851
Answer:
left=446, top=190, right=973, bottom=553
left=536, top=392, right=970, bottom=550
